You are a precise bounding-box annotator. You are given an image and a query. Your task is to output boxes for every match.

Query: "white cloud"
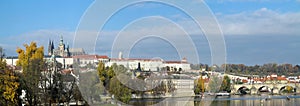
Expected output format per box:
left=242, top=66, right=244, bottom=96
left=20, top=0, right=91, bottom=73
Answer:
left=218, top=7, right=300, bottom=36
left=1, top=29, right=75, bottom=56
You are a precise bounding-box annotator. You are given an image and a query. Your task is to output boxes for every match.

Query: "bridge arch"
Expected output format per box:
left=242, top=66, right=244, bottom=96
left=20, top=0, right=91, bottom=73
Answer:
left=257, top=86, right=271, bottom=95
left=279, top=85, right=295, bottom=94
left=237, top=86, right=250, bottom=94
left=232, top=83, right=300, bottom=95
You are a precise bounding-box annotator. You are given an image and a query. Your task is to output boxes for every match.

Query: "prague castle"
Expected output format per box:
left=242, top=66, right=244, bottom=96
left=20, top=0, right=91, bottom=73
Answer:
left=48, top=36, right=85, bottom=57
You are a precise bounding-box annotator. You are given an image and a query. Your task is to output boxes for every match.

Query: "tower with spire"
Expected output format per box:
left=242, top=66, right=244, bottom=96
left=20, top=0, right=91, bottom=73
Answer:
left=58, top=35, right=65, bottom=57
left=48, top=40, right=54, bottom=55
left=47, top=35, right=70, bottom=57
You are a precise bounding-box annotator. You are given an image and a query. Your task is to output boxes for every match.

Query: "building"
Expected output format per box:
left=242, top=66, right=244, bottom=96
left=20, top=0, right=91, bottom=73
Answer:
left=105, top=53, right=191, bottom=71
left=48, top=36, right=85, bottom=57
left=5, top=55, right=74, bottom=69
left=69, top=48, right=85, bottom=56
left=5, top=56, right=18, bottom=66
left=106, top=58, right=164, bottom=71
left=44, top=55, right=74, bottom=69
left=72, top=55, right=109, bottom=66
left=48, top=36, right=70, bottom=57
left=163, top=58, right=191, bottom=71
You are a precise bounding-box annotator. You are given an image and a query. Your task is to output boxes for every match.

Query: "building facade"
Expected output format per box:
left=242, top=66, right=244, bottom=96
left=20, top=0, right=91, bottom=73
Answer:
left=48, top=36, right=85, bottom=57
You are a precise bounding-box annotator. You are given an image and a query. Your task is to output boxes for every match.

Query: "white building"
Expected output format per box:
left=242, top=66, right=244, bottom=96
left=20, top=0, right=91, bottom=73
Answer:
left=72, top=55, right=109, bottom=66
left=163, top=58, right=191, bottom=71
left=106, top=58, right=164, bottom=71
left=106, top=56, right=191, bottom=71
left=5, top=56, right=74, bottom=69
left=4, top=56, right=18, bottom=66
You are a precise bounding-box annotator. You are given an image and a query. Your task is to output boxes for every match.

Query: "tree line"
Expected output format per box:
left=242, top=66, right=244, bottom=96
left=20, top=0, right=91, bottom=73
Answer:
left=191, top=63, right=300, bottom=76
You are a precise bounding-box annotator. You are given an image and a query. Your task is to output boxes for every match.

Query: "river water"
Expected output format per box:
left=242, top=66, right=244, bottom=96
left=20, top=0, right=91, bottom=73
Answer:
left=129, top=95, right=300, bottom=106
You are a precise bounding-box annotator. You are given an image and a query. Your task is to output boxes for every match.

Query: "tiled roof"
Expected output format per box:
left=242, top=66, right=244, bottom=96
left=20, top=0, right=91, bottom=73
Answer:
left=72, top=55, right=109, bottom=59
left=110, top=58, right=163, bottom=61
left=164, top=61, right=188, bottom=64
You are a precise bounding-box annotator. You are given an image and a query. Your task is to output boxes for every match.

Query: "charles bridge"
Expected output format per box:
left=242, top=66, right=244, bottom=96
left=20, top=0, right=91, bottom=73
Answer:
left=231, top=83, right=300, bottom=95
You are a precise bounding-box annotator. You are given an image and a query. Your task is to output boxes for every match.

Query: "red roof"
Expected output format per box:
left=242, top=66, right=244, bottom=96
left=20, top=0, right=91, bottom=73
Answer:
left=277, top=76, right=287, bottom=80
left=110, top=58, right=162, bottom=61
left=61, top=69, right=73, bottom=74
left=242, top=79, right=248, bottom=83
left=164, top=61, right=188, bottom=64
left=72, top=55, right=109, bottom=59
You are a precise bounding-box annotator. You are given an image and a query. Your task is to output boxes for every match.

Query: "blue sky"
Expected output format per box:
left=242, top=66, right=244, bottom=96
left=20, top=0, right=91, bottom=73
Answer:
left=0, top=0, right=300, bottom=65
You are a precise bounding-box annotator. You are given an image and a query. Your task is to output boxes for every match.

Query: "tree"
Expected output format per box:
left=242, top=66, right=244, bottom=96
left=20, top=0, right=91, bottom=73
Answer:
left=220, top=75, right=231, bottom=92
left=96, top=63, right=133, bottom=104
left=284, top=86, right=294, bottom=93
left=208, top=75, right=222, bottom=93
left=194, top=75, right=205, bottom=95
left=97, top=62, right=106, bottom=82
left=16, top=42, right=44, bottom=105
left=0, top=47, right=20, bottom=105
left=108, top=77, right=131, bottom=104
left=79, top=71, right=100, bottom=104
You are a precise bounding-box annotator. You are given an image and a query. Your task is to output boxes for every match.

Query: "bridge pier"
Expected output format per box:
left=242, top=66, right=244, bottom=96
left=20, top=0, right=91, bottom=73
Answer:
left=271, top=88, right=279, bottom=95
left=296, top=86, right=300, bottom=94
left=230, top=88, right=237, bottom=95
left=250, top=88, right=257, bottom=95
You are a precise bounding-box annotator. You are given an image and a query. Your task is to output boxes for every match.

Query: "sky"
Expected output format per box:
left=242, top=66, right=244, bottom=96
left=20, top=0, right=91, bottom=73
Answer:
left=0, top=0, right=300, bottom=65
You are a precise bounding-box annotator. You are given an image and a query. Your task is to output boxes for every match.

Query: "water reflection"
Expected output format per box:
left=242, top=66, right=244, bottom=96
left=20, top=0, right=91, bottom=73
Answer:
left=195, top=95, right=300, bottom=106
left=128, top=95, right=300, bottom=106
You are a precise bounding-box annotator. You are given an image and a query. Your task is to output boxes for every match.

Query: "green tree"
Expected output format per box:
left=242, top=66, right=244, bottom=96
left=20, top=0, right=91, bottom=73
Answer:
left=109, top=77, right=131, bottom=104
left=79, top=71, right=100, bottom=104
left=220, top=75, right=231, bottom=92
left=16, top=42, right=44, bottom=105
left=97, top=62, right=106, bottom=82
left=97, top=63, right=133, bottom=103
left=0, top=47, right=20, bottom=105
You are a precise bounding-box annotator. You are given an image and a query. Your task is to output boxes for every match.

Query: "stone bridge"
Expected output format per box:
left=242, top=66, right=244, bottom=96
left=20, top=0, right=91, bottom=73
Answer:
left=231, top=83, right=300, bottom=95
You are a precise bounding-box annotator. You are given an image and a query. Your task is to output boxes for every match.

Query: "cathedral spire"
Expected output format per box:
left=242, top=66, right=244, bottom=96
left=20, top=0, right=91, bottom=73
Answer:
left=60, top=35, right=64, bottom=45
left=48, top=40, right=52, bottom=55
left=66, top=42, right=70, bottom=57
left=48, top=40, right=55, bottom=55
left=51, top=40, right=54, bottom=52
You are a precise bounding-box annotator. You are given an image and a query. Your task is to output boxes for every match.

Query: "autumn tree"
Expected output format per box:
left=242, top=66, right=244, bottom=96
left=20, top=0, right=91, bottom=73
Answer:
left=194, top=75, right=205, bottom=95
left=16, top=42, right=45, bottom=105
left=0, top=47, right=20, bottom=105
left=220, top=75, right=231, bottom=92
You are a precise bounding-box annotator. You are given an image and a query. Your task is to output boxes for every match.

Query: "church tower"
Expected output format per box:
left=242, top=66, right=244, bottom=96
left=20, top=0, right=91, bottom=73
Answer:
left=59, top=35, right=65, bottom=57
left=48, top=40, right=54, bottom=55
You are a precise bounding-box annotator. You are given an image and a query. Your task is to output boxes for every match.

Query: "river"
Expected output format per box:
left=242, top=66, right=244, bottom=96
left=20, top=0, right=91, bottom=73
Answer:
left=128, top=95, right=300, bottom=106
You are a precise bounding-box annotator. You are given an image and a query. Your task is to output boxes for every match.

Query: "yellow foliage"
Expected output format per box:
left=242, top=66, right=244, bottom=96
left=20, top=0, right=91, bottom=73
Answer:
left=196, top=75, right=205, bottom=93
left=0, top=59, right=20, bottom=104
left=286, top=86, right=293, bottom=93
left=16, top=42, right=44, bottom=74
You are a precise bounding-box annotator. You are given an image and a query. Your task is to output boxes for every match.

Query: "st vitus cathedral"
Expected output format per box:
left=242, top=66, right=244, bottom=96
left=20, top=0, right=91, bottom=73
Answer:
left=48, top=36, right=70, bottom=57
